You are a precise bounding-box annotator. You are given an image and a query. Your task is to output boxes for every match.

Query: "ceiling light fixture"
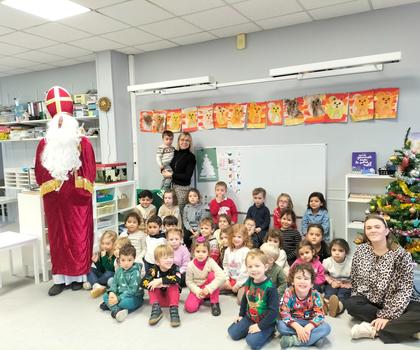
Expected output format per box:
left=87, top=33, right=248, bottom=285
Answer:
left=2, top=0, right=90, bottom=21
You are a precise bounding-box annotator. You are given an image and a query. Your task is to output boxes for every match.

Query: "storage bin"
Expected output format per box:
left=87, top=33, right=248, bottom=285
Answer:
left=97, top=204, right=115, bottom=216
left=96, top=163, right=127, bottom=183
left=117, top=194, right=129, bottom=209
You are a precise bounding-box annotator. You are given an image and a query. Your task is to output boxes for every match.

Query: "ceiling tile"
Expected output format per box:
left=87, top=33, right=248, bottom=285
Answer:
left=371, top=0, right=420, bottom=9
left=98, top=0, right=173, bottom=26
left=117, top=46, right=145, bottom=54
left=0, top=32, right=57, bottom=49
left=148, top=0, right=225, bottom=15
left=39, top=44, right=92, bottom=58
left=0, top=26, right=14, bottom=36
left=3, top=68, right=31, bottom=75
left=76, top=54, right=96, bottom=62
left=59, top=11, right=129, bottom=35
left=19, top=50, right=66, bottom=63
left=299, top=0, right=352, bottom=10
left=183, top=6, right=249, bottom=30
left=233, top=0, right=303, bottom=20
left=134, top=40, right=177, bottom=52
left=51, top=58, right=85, bottom=67
left=0, top=42, right=29, bottom=55
left=25, top=63, right=58, bottom=71
left=210, top=22, right=261, bottom=38
left=73, top=0, right=127, bottom=9
left=0, top=56, right=38, bottom=68
left=101, top=28, right=159, bottom=46
left=171, top=32, right=217, bottom=45
left=0, top=4, right=47, bottom=29
left=70, top=37, right=125, bottom=51
left=24, top=23, right=92, bottom=42
left=140, top=18, right=202, bottom=39
left=255, top=12, right=312, bottom=29
left=309, top=0, right=371, bottom=20
left=224, top=0, right=247, bottom=2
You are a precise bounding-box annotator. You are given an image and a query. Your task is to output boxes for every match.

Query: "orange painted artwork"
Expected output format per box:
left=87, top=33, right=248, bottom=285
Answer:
left=140, top=110, right=154, bottom=132
left=228, top=103, right=247, bottom=128
left=213, top=103, right=230, bottom=128
left=323, top=93, right=349, bottom=123
left=267, top=100, right=283, bottom=126
left=197, top=105, right=214, bottom=130
left=374, top=88, right=399, bottom=119
left=152, top=110, right=166, bottom=133
left=166, top=109, right=182, bottom=132
left=303, top=94, right=327, bottom=124
left=246, top=102, right=267, bottom=129
left=283, top=97, right=305, bottom=126
left=349, top=90, right=374, bottom=122
left=181, top=107, right=198, bottom=132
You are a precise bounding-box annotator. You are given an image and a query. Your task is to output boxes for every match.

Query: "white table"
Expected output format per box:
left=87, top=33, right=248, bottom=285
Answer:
left=0, top=231, right=39, bottom=287
left=0, top=196, right=17, bottom=222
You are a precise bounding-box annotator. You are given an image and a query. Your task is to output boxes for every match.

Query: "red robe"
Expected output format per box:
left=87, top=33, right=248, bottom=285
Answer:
left=35, top=137, right=96, bottom=276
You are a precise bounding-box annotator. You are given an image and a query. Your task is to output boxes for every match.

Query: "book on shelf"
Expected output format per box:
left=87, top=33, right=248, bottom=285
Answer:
left=352, top=152, right=376, bottom=174
left=348, top=193, right=376, bottom=200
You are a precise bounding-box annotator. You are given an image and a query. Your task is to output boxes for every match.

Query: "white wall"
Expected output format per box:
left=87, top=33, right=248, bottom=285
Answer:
left=132, top=3, right=420, bottom=238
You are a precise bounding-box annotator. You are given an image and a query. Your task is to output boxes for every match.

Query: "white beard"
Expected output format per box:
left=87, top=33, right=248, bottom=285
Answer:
left=41, top=113, right=82, bottom=181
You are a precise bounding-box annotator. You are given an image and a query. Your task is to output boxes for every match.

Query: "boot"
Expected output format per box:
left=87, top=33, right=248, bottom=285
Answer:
left=169, top=306, right=180, bottom=327
left=48, top=283, right=66, bottom=296
left=211, top=303, right=221, bottom=316
left=149, top=302, right=163, bottom=325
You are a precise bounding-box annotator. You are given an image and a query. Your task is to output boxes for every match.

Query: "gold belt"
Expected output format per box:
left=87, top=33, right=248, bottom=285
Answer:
left=40, top=176, right=93, bottom=196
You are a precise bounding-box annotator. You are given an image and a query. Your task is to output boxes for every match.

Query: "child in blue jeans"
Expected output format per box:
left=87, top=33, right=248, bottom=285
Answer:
left=101, top=244, right=144, bottom=322
left=277, top=263, right=331, bottom=348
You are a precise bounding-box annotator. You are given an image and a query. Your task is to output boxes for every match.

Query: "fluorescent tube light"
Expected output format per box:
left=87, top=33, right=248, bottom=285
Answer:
left=297, top=64, right=383, bottom=80
left=135, top=83, right=217, bottom=96
left=2, top=0, right=90, bottom=21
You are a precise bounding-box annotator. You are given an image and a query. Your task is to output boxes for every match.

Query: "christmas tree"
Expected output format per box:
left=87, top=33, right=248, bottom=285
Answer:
left=200, top=154, right=216, bottom=178
left=368, top=128, right=420, bottom=262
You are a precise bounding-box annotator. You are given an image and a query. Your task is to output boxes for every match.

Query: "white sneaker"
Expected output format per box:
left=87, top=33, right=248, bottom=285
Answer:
left=83, top=281, right=91, bottom=290
left=115, top=309, right=128, bottom=322
left=351, top=322, right=376, bottom=339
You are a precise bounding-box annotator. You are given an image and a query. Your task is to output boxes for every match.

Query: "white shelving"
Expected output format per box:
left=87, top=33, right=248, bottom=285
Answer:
left=345, top=174, right=394, bottom=242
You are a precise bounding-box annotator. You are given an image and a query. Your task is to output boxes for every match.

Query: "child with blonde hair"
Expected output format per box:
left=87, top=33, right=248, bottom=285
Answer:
left=120, top=212, right=146, bottom=264
left=166, top=228, right=190, bottom=288
left=260, top=243, right=287, bottom=297
left=84, top=230, right=117, bottom=298
left=264, top=229, right=289, bottom=274
left=185, top=236, right=226, bottom=316
left=273, top=193, right=294, bottom=229
left=158, top=189, right=182, bottom=228
left=183, top=188, right=208, bottom=249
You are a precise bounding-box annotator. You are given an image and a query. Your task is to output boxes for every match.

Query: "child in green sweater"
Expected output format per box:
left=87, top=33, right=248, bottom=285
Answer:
left=260, top=243, right=287, bottom=298
left=101, top=244, right=144, bottom=322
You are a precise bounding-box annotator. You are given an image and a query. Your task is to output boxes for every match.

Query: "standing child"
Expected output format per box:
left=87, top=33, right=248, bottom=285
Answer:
left=183, top=188, right=208, bottom=250
left=200, top=217, right=220, bottom=264
left=135, top=190, right=157, bottom=232
left=228, top=250, right=279, bottom=350
left=144, top=215, right=166, bottom=273
left=158, top=189, right=182, bottom=228
left=244, top=218, right=258, bottom=248
left=85, top=230, right=117, bottom=298
left=214, top=213, right=232, bottom=244
left=166, top=228, right=190, bottom=288
left=322, top=238, right=352, bottom=317
left=101, top=244, right=144, bottom=322
left=291, top=240, right=325, bottom=291
left=264, top=229, right=289, bottom=274
left=306, top=224, right=330, bottom=262
left=273, top=193, right=294, bottom=229
left=209, top=181, right=238, bottom=225
left=260, top=243, right=287, bottom=297
left=120, top=212, right=146, bottom=264
left=277, top=263, right=331, bottom=348
left=246, top=187, right=270, bottom=247
left=185, top=236, right=226, bottom=316
left=219, top=228, right=231, bottom=268
left=301, top=192, right=330, bottom=241
left=279, top=209, right=302, bottom=266
left=156, top=130, right=175, bottom=193
left=141, top=244, right=181, bottom=327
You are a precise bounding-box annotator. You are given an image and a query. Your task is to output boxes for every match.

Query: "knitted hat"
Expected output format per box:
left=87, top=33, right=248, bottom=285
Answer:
left=45, top=86, right=73, bottom=118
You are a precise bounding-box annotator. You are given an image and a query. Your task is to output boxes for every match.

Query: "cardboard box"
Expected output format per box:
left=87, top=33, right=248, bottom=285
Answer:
left=96, top=163, right=127, bottom=183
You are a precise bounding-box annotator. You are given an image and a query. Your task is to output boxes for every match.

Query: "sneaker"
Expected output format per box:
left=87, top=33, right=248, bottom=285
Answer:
left=322, top=297, right=329, bottom=314
left=83, top=281, right=92, bottom=290
left=115, top=309, right=128, bottom=322
left=211, top=303, right=221, bottom=316
left=314, top=337, right=325, bottom=348
left=328, top=295, right=343, bottom=317
left=71, top=281, right=83, bottom=291
left=169, top=306, right=181, bottom=327
left=99, top=302, right=109, bottom=311
left=280, top=335, right=300, bottom=349
left=149, top=303, right=163, bottom=326
left=351, top=322, right=376, bottom=339
left=90, top=286, right=106, bottom=298
left=111, top=308, right=120, bottom=319
left=48, top=283, right=66, bottom=296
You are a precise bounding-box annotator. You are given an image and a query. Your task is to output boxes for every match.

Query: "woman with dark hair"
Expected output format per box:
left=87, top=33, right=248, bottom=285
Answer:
left=345, top=214, right=420, bottom=343
left=162, top=132, right=196, bottom=214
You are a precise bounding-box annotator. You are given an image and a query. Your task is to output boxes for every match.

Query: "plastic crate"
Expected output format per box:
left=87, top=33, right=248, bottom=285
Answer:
left=97, top=204, right=115, bottom=216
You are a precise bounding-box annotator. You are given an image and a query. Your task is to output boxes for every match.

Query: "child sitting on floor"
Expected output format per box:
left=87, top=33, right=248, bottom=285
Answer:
left=260, top=243, right=287, bottom=298
left=120, top=211, right=146, bottom=264
left=166, top=228, right=190, bottom=288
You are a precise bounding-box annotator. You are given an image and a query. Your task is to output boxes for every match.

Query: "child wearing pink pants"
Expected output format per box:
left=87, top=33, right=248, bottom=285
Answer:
left=185, top=236, right=227, bottom=316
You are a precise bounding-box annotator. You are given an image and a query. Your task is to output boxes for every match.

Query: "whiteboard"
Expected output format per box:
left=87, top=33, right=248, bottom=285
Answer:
left=195, top=144, right=327, bottom=218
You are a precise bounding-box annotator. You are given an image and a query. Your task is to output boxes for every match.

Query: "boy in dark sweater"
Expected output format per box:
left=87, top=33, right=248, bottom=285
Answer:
left=246, top=187, right=270, bottom=247
left=228, top=249, right=278, bottom=350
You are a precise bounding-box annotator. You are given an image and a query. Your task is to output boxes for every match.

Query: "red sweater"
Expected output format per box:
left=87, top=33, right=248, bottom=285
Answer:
left=209, top=197, right=238, bottom=224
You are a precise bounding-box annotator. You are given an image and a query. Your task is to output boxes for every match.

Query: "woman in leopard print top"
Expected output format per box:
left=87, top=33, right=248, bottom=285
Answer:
left=344, top=214, right=420, bottom=343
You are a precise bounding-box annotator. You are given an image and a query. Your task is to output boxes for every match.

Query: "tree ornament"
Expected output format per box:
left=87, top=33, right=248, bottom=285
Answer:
left=370, top=204, right=376, bottom=211
left=400, top=156, right=409, bottom=171
left=409, top=206, right=417, bottom=214
left=98, top=97, right=111, bottom=112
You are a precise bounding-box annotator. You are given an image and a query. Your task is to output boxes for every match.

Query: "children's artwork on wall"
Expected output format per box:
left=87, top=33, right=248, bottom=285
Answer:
left=349, top=90, right=374, bottom=122
left=181, top=107, right=198, bottom=132
left=228, top=103, right=247, bottom=128
left=323, top=93, right=349, bottom=123
left=303, top=94, right=327, bottom=124
left=166, top=109, right=182, bottom=132
left=213, top=103, right=230, bottom=128
left=197, top=105, right=214, bottom=130
left=283, top=97, right=305, bottom=126
left=140, top=110, right=154, bottom=132
left=152, top=110, right=166, bottom=133
left=374, top=88, right=399, bottom=119
left=267, top=100, right=283, bottom=125
left=247, top=102, right=267, bottom=129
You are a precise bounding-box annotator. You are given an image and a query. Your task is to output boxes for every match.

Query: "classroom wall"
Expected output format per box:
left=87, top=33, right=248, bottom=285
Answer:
left=133, top=3, right=420, bottom=238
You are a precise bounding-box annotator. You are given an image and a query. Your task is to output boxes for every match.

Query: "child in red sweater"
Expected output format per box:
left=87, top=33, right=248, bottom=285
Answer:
left=209, top=181, right=238, bottom=225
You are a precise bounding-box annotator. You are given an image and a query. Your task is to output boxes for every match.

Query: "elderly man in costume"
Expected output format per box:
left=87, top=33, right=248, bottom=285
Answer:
left=35, top=86, right=96, bottom=296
